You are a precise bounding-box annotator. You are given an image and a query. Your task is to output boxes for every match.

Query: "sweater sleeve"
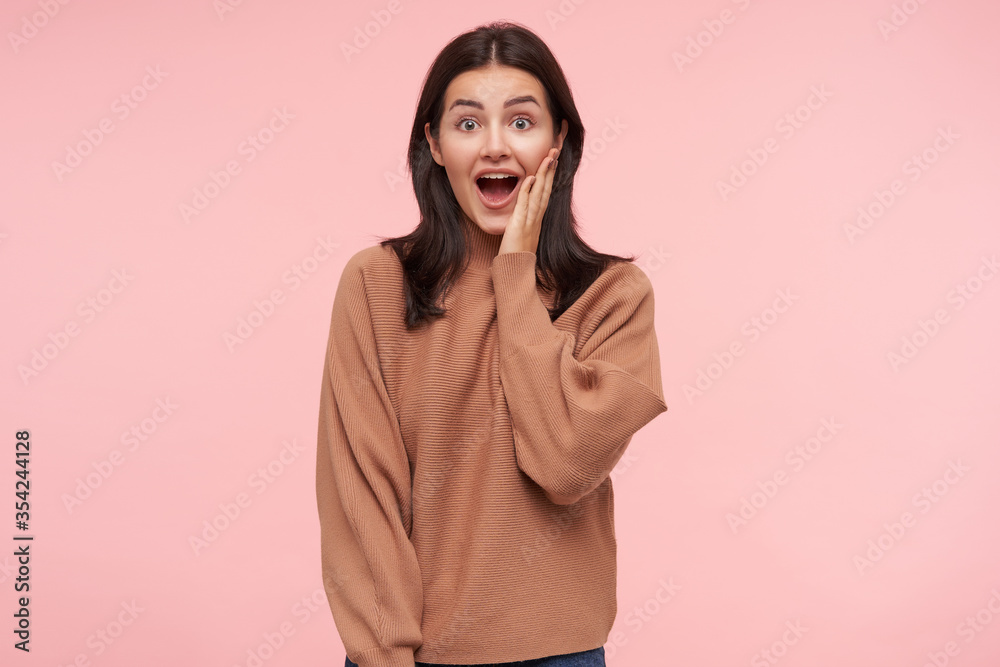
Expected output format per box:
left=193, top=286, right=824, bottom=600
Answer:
left=490, top=251, right=668, bottom=505
left=315, top=253, right=422, bottom=667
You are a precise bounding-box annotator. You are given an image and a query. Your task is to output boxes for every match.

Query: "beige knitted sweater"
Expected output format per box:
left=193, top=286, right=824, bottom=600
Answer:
left=316, top=219, right=668, bottom=666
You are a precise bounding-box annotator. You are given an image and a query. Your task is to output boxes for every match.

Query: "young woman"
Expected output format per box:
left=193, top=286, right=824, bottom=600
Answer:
left=316, top=20, right=668, bottom=667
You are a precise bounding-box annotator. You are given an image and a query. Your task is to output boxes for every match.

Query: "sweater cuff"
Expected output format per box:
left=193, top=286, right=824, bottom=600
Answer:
left=490, top=251, right=559, bottom=354
left=351, top=644, right=416, bottom=667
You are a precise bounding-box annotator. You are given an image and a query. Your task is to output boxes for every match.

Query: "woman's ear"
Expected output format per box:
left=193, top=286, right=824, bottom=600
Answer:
left=555, top=119, right=568, bottom=152
left=425, top=122, right=444, bottom=166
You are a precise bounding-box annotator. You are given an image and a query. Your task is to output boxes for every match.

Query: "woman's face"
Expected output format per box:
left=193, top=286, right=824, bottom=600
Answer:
left=425, top=64, right=568, bottom=237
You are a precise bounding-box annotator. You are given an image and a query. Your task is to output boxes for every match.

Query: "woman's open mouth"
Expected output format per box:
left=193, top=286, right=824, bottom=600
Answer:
left=475, top=174, right=520, bottom=209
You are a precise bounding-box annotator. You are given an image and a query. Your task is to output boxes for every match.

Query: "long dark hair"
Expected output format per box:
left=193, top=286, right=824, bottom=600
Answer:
left=377, top=20, right=635, bottom=329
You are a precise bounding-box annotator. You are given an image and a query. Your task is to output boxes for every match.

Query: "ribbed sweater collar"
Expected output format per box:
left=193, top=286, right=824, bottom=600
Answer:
left=461, top=217, right=504, bottom=271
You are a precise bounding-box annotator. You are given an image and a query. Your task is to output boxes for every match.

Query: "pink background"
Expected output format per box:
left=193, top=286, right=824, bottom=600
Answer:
left=3, top=0, right=999, bottom=665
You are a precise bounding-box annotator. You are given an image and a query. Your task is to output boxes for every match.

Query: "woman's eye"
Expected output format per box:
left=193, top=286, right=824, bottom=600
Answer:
left=456, top=117, right=533, bottom=131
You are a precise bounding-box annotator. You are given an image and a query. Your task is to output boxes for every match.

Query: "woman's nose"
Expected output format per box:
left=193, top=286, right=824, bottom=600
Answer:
left=480, top=125, right=510, bottom=160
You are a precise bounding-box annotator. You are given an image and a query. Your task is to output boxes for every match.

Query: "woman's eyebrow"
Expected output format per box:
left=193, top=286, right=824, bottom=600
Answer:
left=447, top=95, right=540, bottom=112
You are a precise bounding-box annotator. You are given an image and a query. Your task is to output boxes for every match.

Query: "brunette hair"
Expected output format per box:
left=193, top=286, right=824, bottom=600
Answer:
left=377, top=20, right=635, bottom=328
